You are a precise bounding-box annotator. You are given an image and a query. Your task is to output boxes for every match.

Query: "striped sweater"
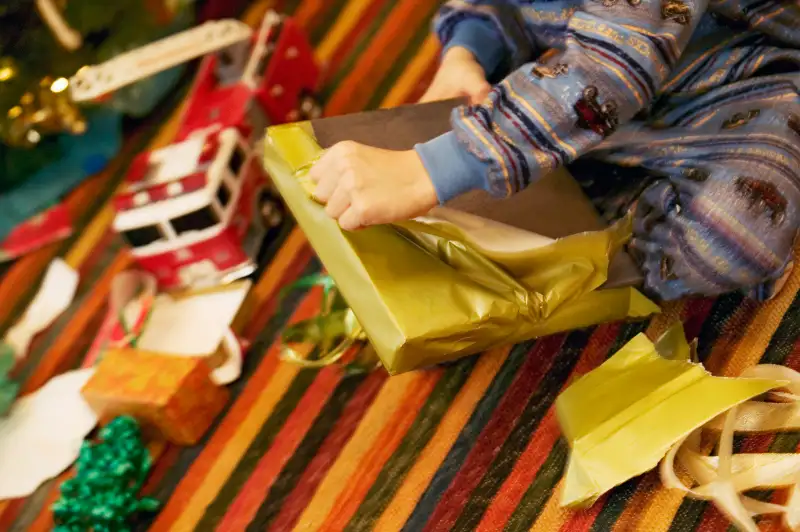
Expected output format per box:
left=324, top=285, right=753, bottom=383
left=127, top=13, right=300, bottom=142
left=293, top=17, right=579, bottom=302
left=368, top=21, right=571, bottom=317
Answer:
left=414, top=0, right=800, bottom=300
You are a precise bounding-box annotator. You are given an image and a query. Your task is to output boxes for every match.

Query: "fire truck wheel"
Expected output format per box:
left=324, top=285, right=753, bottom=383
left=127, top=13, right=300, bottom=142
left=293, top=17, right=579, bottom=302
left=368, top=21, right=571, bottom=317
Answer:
left=299, top=94, right=323, bottom=120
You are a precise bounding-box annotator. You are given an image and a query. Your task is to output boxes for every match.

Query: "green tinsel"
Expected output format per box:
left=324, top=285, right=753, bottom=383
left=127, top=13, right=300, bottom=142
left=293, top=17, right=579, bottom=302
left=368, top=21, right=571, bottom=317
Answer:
left=52, top=416, right=160, bottom=532
left=0, top=342, right=18, bottom=416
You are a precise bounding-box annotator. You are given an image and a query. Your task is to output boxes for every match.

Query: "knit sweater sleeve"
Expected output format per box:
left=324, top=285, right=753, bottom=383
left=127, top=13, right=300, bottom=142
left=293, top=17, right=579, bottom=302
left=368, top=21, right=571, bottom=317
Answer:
left=434, top=1, right=538, bottom=81
left=416, top=0, right=706, bottom=202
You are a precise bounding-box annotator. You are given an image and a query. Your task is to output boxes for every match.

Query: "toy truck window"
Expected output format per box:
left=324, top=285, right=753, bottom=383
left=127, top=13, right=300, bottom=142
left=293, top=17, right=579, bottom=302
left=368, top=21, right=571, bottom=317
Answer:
left=171, top=206, right=220, bottom=235
left=254, top=22, right=282, bottom=79
left=228, top=146, right=245, bottom=178
left=121, top=225, right=163, bottom=248
left=219, top=49, right=234, bottom=67
left=216, top=181, right=231, bottom=207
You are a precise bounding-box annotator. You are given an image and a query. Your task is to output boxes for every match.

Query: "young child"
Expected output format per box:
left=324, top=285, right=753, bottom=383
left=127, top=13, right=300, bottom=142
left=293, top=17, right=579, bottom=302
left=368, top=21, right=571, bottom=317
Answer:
left=308, top=0, right=800, bottom=301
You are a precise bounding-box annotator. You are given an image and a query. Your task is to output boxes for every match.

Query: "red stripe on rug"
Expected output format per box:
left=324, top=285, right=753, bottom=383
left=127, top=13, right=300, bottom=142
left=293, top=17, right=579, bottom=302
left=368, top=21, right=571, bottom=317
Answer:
left=682, top=297, right=716, bottom=341
left=142, top=444, right=181, bottom=495
left=476, top=323, right=621, bottom=531
left=560, top=494, right=610, bottom=532
left=422, top=335, right=567, bottom=532
left=267, top=370, right=388, bottom=531
left=215, top=366, right=344, bottom=529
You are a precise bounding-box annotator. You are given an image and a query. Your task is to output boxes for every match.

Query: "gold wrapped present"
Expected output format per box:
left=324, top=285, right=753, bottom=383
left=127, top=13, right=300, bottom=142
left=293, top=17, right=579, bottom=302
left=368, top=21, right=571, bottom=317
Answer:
left=81, top=349, right=229, bottom=445
left=262, top=101, right=659, bottom=374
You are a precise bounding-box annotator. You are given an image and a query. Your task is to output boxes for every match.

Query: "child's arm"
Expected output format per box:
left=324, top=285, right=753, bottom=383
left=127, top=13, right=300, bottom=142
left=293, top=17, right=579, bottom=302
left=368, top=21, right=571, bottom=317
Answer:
left=415, top=0, right=706, bottom=202
left=309, top=0, right=707, bottom=231
left=421, top=1, right=538, bottom=104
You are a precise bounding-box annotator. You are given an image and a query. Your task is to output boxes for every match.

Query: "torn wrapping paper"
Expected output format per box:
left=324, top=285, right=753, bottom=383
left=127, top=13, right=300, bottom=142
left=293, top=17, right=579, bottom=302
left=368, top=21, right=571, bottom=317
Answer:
left=0, top=369, right=97, bottom=500
left=136, top=280, right=250, bottom=384
left=555, top=324, right=784, bottom=509
left=4, top=258, right=79, bottom=358
left=85, top=272, right=249, bottom=384
left=263, top=120, right=658, bottom=374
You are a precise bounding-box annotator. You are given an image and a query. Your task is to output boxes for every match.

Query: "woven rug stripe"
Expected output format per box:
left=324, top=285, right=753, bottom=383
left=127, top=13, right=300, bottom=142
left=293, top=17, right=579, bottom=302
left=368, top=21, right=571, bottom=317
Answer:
left=399, top=340, right=536, bottom=531
left=474, top=323, right=622, bottom=531
left=255, top=372, right=388, bottom=531
left=344, top=358, right=479, bottom=531
left=373, top=347, right=510, bottom=531
left=423, top=334, right=575, bottom=532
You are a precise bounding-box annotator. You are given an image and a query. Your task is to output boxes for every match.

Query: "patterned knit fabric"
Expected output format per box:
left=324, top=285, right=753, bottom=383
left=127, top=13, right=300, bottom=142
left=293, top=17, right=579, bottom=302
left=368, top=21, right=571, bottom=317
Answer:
left=432, top=0, right=800, bottom=301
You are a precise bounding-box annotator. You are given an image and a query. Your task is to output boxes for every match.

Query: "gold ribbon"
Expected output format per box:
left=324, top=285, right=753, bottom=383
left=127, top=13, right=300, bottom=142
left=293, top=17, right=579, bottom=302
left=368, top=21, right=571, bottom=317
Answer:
left=279, top=274, right=380, bottom=372
left=661, top=364, right=800, bottom=532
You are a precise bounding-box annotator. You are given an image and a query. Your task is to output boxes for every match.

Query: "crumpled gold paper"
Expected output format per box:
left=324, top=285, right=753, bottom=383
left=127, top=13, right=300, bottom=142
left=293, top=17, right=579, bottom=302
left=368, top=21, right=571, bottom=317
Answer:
left=556, top=323, right=785, bottom=509
left=263, top=123, right=659, bottom=374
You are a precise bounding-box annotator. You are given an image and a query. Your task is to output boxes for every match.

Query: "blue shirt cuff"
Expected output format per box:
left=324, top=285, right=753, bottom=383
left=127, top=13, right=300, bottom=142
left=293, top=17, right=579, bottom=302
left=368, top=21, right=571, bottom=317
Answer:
left=443, top=19, right=507, bottom=80
left=415, top=132, right=488, bottom=204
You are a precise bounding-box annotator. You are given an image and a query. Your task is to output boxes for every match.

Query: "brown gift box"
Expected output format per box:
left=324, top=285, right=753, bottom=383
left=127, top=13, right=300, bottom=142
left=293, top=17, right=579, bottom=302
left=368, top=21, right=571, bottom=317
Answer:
left=81, top=349, right=229, bottom=445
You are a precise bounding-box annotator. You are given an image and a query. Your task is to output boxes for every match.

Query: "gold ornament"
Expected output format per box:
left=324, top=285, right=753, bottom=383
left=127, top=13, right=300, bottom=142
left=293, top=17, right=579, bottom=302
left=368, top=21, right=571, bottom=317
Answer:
left=2, top=75, right=86, bottom=148
left=0, top=58, right=17, bottom=82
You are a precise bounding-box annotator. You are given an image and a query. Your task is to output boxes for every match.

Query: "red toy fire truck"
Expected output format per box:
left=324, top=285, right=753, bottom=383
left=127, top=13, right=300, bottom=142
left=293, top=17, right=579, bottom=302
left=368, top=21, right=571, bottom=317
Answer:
left=71, top=12, right=320, bottom=290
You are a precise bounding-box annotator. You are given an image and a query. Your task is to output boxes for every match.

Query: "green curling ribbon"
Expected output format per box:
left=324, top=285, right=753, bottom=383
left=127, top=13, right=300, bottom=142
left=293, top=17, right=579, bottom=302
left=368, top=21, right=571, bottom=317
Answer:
left=0, top=342, right=19, bottom=417
left=52, top=416, right=160, bottom=532
left=279, top=273, right=381, bottom=374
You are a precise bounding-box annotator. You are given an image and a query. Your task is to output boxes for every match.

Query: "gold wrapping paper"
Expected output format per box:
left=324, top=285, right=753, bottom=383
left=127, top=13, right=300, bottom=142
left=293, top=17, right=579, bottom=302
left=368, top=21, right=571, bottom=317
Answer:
left=555, top=323, right=785, bottom=509
left=263, top=123, right=659, bottom=374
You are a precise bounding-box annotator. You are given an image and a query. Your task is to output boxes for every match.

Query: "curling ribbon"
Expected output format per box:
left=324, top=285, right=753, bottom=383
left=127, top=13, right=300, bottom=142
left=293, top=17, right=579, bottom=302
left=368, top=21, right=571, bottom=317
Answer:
left=279, top=273, right=380, bottom=372
left=52, top=416, right=159, bottom=531
left=83, top=270, right=156, bottom=367
left=661, top=364, right=800, bottom=532
left=5, top=258, right=79, bottom=359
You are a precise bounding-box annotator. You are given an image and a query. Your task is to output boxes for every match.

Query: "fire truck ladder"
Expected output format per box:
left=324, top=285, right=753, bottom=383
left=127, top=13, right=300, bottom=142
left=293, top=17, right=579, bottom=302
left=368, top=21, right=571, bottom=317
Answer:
left=69, top=18, right=253, bottom=103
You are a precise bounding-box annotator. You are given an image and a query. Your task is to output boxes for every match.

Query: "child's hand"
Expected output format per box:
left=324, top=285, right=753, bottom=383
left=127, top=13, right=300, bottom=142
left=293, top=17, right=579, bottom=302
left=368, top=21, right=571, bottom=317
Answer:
left=308, top=142, right=438, bottom=231
left=420, top=46, right=491, bottom=105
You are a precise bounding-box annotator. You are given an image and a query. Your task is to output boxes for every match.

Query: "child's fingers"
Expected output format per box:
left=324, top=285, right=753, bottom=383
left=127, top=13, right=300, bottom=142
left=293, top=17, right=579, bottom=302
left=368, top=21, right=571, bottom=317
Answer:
left=324, top=185, right=350, bottom=219
left=338, top=206, right=362, bottom=231
left=312, top=169, right=339, bottom=203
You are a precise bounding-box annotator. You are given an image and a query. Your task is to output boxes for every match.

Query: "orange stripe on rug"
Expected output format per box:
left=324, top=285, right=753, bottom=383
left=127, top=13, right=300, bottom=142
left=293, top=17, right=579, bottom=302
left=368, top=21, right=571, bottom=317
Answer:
left=324, top=0, right=439, bottom=116
left=319, top=369, right=442, bottom=530
left=373, top=347, right=510, bottom=532
left=215, top=366, right=343, bottom=529
left=289, top=370, right=433, bottom=532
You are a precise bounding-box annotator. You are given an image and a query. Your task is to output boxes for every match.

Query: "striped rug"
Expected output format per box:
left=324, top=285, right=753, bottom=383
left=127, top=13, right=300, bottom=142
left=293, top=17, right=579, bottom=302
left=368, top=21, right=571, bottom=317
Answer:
left=4, top=1, right=800, bottom=530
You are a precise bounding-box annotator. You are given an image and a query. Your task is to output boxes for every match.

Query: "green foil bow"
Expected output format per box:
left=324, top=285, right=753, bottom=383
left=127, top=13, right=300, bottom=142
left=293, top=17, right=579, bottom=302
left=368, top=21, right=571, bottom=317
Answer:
left=52, top=416, right=159, bottom=532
